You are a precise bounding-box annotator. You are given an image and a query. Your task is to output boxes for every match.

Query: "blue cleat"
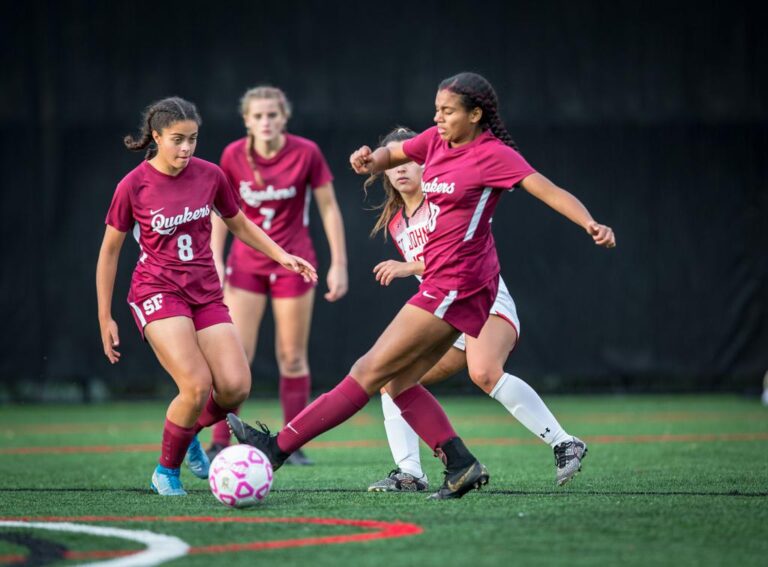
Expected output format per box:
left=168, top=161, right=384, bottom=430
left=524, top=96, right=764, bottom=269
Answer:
left=150, top=465, right=187, bottom=496
left=185, top=436, right=210, bottom=479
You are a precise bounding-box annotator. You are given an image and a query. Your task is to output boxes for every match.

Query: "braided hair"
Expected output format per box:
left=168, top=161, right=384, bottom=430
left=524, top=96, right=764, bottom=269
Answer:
left=124, top=97, right=201, bottom=159
left=438, top=72, right=519, bottom=150
left=364, top=127, right=418, bottom=240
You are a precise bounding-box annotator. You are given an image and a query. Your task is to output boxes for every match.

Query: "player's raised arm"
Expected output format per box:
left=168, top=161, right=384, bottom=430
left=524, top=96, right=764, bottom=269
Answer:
left=350, top=141, right=410, bottom=175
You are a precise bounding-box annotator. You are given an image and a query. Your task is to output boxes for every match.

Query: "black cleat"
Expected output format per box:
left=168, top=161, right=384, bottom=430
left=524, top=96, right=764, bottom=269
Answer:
left=205, top=442, right=228, bottom=462
left=284, top=448, right=314, bottom=466
left=226, top=413, right=289, bottom=471
left=428, top=437, right=490, bottom=500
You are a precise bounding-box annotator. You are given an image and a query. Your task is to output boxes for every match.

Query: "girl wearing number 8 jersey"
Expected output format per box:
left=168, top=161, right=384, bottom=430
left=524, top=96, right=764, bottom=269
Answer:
left=366, top=127, right=587, bottom=492
left=207, top=86, right=348, bottom=465
left=96, top=97, right=316, bottom=496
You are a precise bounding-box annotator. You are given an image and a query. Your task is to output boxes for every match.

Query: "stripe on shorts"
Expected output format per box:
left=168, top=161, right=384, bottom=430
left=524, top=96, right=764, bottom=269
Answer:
left=129, top=301, right=147, bottom=327
left=463, top=187, right=492, bottom=241
left=434, top=290, right=458, bottom=319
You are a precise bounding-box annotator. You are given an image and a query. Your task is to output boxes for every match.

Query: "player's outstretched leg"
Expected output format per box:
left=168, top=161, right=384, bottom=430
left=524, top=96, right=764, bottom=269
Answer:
left=185, top=435, right=211, bottom=479
left=227, top=414, right=291, bottom=470
left=554, top=436, right=588, bottom=486
left=151, top=465, right=187, bottom=496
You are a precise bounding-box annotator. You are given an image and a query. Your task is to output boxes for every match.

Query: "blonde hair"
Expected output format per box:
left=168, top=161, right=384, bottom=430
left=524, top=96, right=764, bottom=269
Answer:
left=364, top=127, right=417, bottom=240
left=240, top=86, right=292, bottom=186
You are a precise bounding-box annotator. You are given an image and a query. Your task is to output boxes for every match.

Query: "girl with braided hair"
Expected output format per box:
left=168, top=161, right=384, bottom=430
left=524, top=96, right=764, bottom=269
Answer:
left=96, top=96, right=316, bottom=495
left=365, top=127, right=587, bottom=492
left=227, top=72, right=614, bottom=499
left=206, top=86, right=348, bottom=466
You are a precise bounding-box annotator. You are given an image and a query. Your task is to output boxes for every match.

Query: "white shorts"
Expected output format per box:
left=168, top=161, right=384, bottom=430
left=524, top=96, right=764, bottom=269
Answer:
left=452, top=276, right=520, bottom=352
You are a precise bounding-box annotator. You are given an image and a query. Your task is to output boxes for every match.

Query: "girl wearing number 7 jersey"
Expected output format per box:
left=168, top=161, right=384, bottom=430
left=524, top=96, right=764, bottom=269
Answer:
left=96, top=97, right=316, bottom=496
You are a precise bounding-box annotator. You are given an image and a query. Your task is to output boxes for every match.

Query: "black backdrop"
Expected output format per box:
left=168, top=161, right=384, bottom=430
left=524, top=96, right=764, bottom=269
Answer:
left=1, top=1, right=766, bottom=399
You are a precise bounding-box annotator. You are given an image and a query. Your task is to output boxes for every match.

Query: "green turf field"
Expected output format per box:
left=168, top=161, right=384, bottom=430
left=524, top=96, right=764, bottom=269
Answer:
left=1, top=395, right=766, bottom=566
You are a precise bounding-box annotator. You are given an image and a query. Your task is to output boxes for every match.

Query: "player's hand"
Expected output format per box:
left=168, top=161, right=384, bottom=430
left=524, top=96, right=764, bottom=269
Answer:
left=99, top=318, right=121, bottom=364
left=349, top=146, right=374, bottom=174
left=587, top=221, right=616, bottom=248
left=373, top=260, right=414, bottom=286
left=325, top=263, right=348, bottom=302
left=280, top=253, right=318, bottom=283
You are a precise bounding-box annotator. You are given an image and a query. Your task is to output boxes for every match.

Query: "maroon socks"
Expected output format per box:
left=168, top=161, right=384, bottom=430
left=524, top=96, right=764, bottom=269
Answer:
left=159, top=419, right=196, bottom=469
left=192, top=392, right=230, bottom=435
left=276, top=375, right=369, bottom=454
left=280, top=374, right=311, bottom=425
left=210, top=406, right=237, bottom=446
left=393, top=385, right=457, bottom=450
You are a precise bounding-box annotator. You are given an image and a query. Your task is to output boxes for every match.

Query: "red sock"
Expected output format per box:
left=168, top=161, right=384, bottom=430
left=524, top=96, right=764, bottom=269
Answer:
left=276, top=375, right=369, bottom=454
left=192, top=392, right=231, bottom=435
left=159, top=419, right=196, bottom=469
left=280, top=374, right=310, bottom=425
left=211, top=406, right=238, bottom=446
left=393, top=385, right=457, bottom=450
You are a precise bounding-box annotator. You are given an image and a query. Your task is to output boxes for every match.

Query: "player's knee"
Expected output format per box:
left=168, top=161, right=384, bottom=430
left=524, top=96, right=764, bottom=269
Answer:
left=276, top=349, right=307, bottom=375
left=468, top=365, right=502, bottom=394
left=350, top=354, right=385, bottom=387
left=181, top=379, right=213, bottom=410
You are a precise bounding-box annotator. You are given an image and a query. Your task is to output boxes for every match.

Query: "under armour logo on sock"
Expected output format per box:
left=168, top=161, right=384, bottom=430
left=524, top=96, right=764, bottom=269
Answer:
left=540, top=427, right=551, bottom=439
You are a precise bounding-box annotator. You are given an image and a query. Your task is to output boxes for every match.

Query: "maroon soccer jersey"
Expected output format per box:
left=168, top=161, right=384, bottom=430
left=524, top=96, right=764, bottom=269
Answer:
left=105, top=158, right=240, bottom=305
left=220, top=134, right=333, bottom=275
left=402, top=127, right=536, bottom=291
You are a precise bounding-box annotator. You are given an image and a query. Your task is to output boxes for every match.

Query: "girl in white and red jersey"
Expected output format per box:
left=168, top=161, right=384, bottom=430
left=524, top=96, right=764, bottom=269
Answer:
left=364, top=127, right=587, bottom=492
left=227, top=72, right=614, bottom=500
left=96, top=97, right=316, bottom=496
left=206, top=86, right=348, bottom=465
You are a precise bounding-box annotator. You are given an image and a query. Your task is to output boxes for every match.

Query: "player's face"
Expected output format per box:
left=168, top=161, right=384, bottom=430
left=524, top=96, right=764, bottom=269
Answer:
left=385, top=160, right=422, bottom=197
left=153, top=120, right=198, bottom=170
left=244, top=98, right=287, bottom=143
left=434, top=90, right=482, bottom=146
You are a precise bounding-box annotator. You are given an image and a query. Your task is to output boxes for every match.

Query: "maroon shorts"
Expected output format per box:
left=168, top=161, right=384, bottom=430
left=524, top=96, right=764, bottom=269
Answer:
left=128, top=292, right=232, bottom=340
left=407, top=276, right=499, bottom=338
left=226, top=266, right=315, bottom=298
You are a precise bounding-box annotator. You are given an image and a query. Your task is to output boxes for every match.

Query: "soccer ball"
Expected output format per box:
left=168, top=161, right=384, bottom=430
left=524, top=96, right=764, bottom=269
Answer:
left=209, top=444, right=273, bottom=508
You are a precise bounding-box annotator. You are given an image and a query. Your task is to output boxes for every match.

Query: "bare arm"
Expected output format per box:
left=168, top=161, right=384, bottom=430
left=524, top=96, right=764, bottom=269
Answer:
left=520, top=173, right=616, bottom=248
left=373, top=259, right=425, bottom=286
left=349, top=141, right=411, bottom=175
left=96, top=225, right=127, bottom=363
left=222, top=211, right=317, bottom=282
left=210, top=214, right=229, bottom=284
left=313, top=183, right=348, bottom=301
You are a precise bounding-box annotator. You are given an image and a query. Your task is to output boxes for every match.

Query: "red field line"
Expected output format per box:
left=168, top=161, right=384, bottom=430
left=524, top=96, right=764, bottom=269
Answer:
left=0, top=515, right=423, bottom=563
left=1, top=431, right=767, bottom=455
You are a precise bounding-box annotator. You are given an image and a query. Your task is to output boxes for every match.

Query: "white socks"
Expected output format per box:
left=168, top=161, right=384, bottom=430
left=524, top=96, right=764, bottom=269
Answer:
left=381, top=392, right=426, bottom=480
left=490, top=373, right=571, bottom=447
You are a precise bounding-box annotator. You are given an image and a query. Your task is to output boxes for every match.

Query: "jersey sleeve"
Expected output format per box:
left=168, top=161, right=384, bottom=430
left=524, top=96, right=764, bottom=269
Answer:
left=104, top=179, right=134, bottom=232
left=308, top=144, right=333, bottom=189
left=213, top=167, right=240, bottom=219
left=402, top=127, right=438, bottom=165
left=219, top=145, right=240, bottom=191
left=481, top=146, right=537, bottom=190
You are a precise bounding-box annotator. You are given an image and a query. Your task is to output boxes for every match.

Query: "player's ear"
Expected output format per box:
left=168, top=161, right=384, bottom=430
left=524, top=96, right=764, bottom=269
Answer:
left=469, top=107, right=483, bottom=125
left=152, top=130, right=162, bottom=144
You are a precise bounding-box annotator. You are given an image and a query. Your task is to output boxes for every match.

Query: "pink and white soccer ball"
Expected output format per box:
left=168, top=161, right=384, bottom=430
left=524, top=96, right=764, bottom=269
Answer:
left=209, top=444, right=273, bottom=508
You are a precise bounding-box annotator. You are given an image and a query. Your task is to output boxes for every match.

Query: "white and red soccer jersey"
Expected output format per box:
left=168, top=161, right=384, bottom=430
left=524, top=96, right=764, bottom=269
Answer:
left=220, top=134, right=333, bottom=274
left=402, top=127, right=536, bottom=291
left=105, top=158, right=240, bottom=305
left=387, top=198, right=431, bottom=276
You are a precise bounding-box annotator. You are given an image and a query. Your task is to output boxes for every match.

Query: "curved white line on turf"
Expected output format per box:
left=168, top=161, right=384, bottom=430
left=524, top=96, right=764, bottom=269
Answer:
left=0, top=521, right=189, bottom=566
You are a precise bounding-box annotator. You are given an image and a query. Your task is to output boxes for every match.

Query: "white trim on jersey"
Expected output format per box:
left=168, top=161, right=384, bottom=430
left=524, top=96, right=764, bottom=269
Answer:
left=434, top=290, right=458, bottom=319
left=303, top=185, right=311, bottom=227
left=129, top=301, right=147, bottom=327
left=463, top=187, right=492, bottom=242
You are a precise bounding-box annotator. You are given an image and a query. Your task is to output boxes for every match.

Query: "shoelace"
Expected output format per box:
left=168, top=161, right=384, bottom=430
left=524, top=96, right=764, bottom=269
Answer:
left=554, top=442, right=571, bottom=468
left=252, top=421, right=272, bottom=436
left=387, top=468, right=402, bottom=479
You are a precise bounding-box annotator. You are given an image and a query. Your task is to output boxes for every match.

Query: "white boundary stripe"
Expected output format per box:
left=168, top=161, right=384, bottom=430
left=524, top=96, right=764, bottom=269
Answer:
left=463, top=187, right=492, bottom=241
left=129, top=302, right=147, bottom=327
left=434, top=290, right=458, bottom=319
left=0, top=521, right=189, bottom=567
